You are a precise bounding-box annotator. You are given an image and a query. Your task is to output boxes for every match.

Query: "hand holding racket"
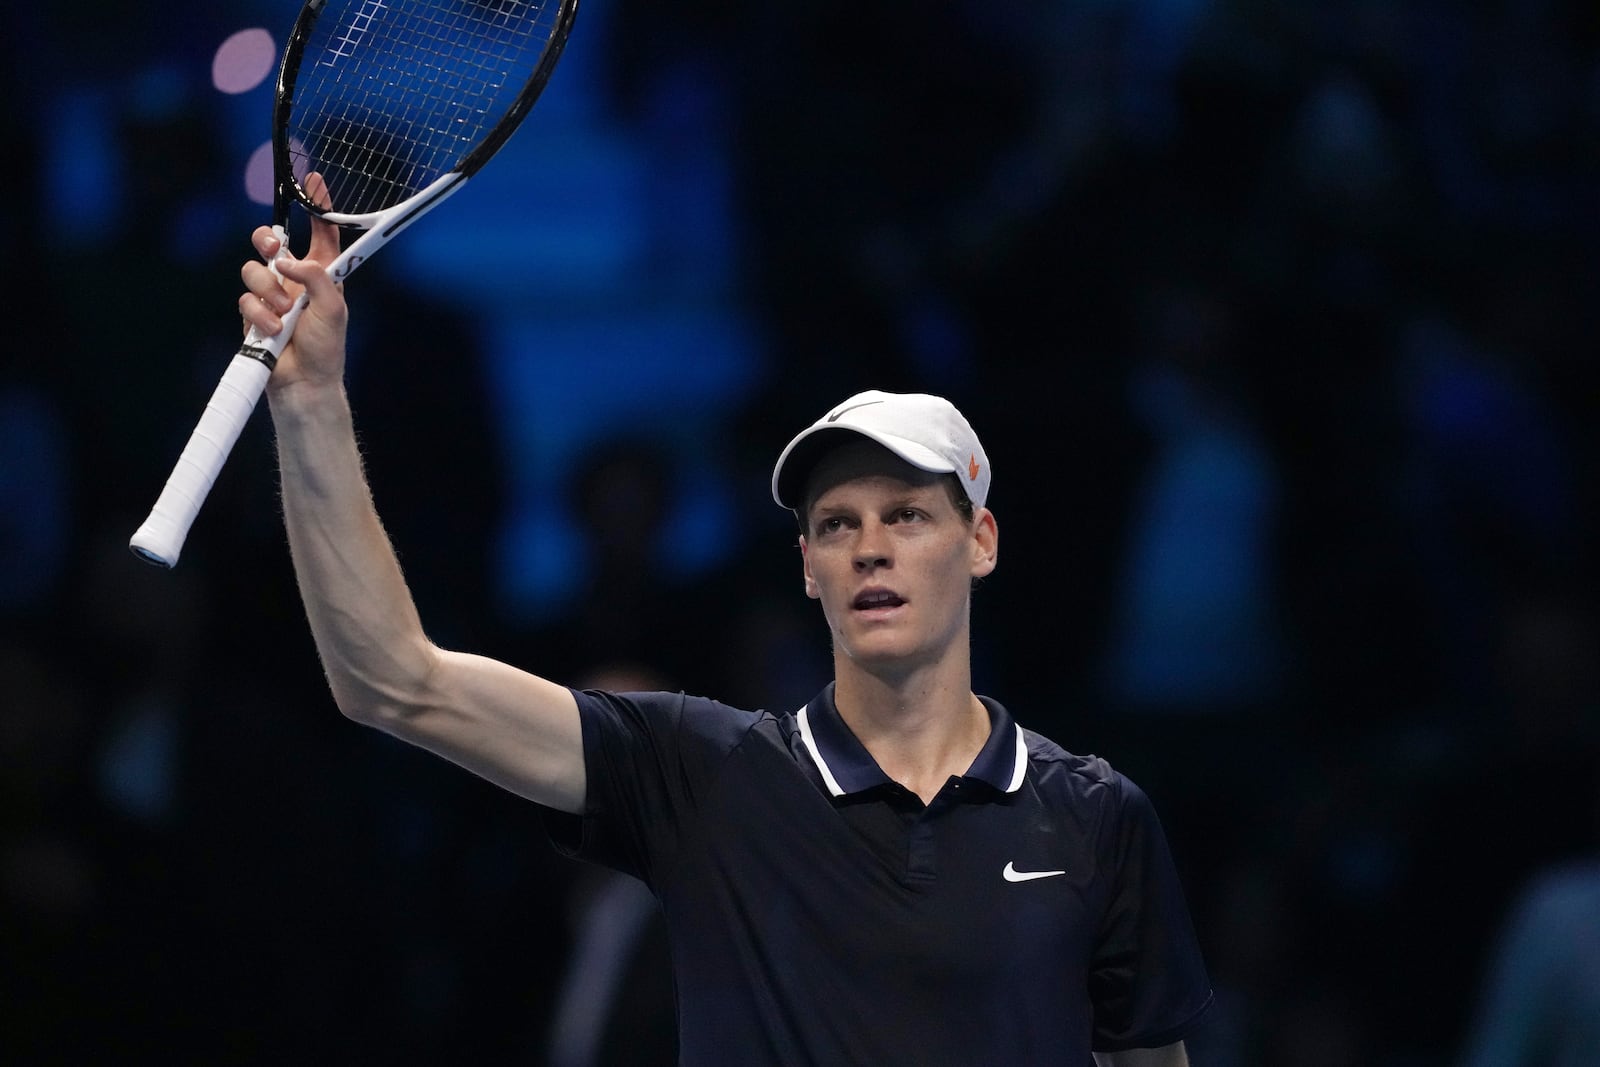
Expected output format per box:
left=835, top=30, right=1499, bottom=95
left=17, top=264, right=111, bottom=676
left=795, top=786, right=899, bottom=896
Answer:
left=241, top=177, right=347, bottom=391
left=130, top=0, right=580, bottom=568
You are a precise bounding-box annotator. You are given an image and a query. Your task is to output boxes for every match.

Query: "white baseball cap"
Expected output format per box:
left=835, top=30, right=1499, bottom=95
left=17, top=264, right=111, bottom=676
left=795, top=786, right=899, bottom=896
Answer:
left=771, top=390, right=991, bottom=511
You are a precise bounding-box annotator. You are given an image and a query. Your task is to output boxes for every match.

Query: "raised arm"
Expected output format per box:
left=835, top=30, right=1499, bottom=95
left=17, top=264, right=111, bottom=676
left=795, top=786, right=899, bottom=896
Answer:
left=243, top=200, right=586, bottom=814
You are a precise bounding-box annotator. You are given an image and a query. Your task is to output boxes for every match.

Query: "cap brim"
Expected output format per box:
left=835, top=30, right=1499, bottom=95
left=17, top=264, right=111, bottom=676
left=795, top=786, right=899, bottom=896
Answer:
left=771, top=425, right=956, bottom=510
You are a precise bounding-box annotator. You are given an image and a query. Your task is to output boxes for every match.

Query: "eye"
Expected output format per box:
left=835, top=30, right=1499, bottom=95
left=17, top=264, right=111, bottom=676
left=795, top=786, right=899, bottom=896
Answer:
left=895, top=508, right=923, bottom=523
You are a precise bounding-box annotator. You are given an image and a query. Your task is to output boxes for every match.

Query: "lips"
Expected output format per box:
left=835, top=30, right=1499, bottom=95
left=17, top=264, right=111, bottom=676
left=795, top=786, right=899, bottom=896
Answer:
left=853, top=589, right=905, bottom=610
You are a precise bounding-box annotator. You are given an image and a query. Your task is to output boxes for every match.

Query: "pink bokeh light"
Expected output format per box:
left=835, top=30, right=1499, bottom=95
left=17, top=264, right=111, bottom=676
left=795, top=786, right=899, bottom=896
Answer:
left=243, top=138, right=310, bottom=207
left=212, top=28, right=276, bottom=94
left=244, top=140, right=275, bottom=205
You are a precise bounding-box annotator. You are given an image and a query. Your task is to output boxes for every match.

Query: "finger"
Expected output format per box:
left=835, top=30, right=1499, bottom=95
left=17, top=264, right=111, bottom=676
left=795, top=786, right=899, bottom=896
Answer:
left=239, top=291, right=283, bottom=334
left=251, top=225, right=282, bottom=260
left=276, top=255, right=342, bottom=309
left=241, top=261, right=294, bottom=312
left=303, top=172, right=341, bottom=264
left=307, top=214, right=341, bottom=267
left=304, top=170, right=334, bottom=211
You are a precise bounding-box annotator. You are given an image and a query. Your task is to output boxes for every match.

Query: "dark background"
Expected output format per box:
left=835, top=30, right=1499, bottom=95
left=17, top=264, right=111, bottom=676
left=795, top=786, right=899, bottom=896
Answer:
left=3, top=1, right=1597, bottom=1063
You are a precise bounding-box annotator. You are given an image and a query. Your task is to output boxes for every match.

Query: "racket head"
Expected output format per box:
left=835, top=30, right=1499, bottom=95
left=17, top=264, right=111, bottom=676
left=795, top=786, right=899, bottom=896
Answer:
left=270, top=0, right=580, bottom=227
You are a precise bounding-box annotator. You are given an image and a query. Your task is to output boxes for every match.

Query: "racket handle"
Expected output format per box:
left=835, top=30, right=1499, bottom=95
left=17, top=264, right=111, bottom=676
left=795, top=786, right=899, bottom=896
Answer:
left=131, top=226, right=316, bottom=568
left=128, top=351, right=275, bottom=568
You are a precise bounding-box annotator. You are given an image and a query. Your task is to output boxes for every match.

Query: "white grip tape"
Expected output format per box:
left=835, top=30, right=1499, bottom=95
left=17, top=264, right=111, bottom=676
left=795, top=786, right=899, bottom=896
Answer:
left=128, top=354, right=273, bottom=568
left=130, top=180, right=471, bottom=570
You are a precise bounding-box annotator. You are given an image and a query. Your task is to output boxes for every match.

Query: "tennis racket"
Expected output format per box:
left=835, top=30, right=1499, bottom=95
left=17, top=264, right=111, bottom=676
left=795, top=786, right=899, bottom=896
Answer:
left=130, top=0, right=579, bottom=568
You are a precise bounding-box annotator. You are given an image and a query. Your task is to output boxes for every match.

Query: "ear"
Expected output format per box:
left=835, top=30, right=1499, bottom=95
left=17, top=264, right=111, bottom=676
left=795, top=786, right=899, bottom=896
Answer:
left=799, top=535, right=820, bottom=599
left=969, top=508, right=998, bottom=579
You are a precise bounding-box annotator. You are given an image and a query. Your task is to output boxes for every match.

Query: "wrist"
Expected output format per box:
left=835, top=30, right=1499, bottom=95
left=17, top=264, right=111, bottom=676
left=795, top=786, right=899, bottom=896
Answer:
left=267, top=376, right=350, bottom=424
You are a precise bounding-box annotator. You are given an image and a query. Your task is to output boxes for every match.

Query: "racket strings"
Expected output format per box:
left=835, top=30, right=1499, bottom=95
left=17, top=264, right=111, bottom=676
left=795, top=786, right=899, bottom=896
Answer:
left=288, top=0, right=561, bottom=216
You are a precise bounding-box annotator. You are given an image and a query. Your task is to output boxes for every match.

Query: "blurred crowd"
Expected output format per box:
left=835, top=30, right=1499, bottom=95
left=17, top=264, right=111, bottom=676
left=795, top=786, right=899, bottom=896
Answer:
left=3, top=1, right=1598, bottom=1064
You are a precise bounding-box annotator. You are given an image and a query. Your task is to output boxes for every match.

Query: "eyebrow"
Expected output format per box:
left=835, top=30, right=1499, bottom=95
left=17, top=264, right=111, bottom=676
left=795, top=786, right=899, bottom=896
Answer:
left=809, top=486, right=941, bottom=518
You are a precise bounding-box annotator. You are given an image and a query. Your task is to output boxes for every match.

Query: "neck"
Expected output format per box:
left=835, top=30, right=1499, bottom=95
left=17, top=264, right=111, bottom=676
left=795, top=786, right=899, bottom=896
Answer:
left=832, top=654, right=989, bottom=804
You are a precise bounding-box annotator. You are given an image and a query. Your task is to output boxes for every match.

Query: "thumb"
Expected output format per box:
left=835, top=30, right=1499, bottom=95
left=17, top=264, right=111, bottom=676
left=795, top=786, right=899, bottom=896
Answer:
left=276, top=253, right=341, bottom=307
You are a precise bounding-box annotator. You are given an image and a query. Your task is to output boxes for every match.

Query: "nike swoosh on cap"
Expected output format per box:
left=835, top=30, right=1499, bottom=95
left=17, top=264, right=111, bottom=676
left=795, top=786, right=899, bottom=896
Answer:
left=826, top=399, right=885, bottom=423
left=1002, top=861, right=1066, bottom=882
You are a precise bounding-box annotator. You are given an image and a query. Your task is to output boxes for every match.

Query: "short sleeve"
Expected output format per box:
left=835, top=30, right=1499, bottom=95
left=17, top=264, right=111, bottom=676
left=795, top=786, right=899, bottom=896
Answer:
left=1087, top=773, right=1213, bottom=1051
left=543, top=689, right=762, bottom=887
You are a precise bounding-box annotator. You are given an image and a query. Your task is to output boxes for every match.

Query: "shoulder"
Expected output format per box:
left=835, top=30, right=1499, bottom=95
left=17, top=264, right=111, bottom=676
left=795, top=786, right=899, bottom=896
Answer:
left=574, top=688, right=778, bottom=747
left=1021, top=728, right=1124, bottom=798
left=1019, top=729, right=1168, bottom=834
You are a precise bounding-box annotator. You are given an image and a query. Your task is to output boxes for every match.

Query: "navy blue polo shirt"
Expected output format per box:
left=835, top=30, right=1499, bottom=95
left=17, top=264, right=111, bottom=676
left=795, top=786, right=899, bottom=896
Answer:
left=547, top=684, right=1212, bottom=1066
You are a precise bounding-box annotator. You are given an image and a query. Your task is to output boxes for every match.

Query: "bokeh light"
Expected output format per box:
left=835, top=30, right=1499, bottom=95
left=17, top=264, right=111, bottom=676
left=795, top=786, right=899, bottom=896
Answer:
left=244, top=139, right=274, bottom=205
left=211, top=28, right=276, bottom=94
left=244, top=137, right=310, bottom=206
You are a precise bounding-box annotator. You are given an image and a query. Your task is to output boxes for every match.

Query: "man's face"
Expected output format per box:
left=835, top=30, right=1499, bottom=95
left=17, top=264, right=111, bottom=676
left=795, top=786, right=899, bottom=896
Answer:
left=799, top=441, right=997, bottom=675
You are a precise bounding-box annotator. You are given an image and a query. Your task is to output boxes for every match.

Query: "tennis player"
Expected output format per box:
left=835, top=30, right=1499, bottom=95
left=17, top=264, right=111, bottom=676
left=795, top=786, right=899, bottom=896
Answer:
left=244, top=216, right=1213, bottom=1065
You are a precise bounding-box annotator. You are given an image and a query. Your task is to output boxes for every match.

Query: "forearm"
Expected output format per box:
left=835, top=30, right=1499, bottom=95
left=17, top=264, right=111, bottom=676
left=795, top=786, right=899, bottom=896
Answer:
left=270, top=380, right=439, bottom=722
left=268, top=377, right=587, bottom=809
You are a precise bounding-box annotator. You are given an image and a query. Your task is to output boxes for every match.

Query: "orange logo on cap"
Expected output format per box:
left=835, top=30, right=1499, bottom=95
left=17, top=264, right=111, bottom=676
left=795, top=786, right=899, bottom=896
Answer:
left=968, top=454, right=981, bottom=481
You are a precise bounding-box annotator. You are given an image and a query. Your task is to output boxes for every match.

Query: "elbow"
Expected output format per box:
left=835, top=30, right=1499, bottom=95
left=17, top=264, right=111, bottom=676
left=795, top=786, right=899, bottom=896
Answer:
left=324, top=639, right=444, bottom=729
left=332, top=690, right=385, bottom=727
left=325, top=676, right=392, bottom=726
left=332, top=684, right=429, bottom=733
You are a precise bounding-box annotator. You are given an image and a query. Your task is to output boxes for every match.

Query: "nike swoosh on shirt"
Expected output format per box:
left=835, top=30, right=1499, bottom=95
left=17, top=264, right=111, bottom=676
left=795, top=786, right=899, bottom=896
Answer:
left=1003, top=861, right=1066, bottom=882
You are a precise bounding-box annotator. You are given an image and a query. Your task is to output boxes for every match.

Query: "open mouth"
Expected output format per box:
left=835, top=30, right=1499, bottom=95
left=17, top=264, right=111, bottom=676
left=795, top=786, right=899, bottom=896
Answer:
left=853, top=590, right=905, bottom=610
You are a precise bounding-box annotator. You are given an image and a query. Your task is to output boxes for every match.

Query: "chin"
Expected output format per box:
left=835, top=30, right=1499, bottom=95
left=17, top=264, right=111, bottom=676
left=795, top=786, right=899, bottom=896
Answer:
left=839, top=637, right=933, bottom=674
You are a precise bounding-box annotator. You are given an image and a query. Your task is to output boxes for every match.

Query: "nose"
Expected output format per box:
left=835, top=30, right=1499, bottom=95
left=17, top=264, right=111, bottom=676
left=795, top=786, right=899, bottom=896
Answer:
left=853, top=519, right=890, bottom=572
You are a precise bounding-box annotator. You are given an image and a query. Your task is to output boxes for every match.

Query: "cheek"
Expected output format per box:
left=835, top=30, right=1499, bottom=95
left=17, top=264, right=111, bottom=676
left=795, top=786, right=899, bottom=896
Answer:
left=811, top=590, right=847, bottom=642
left=927, top=549, right=976, bottom=612
left=804, top=559, right=845, bottom=613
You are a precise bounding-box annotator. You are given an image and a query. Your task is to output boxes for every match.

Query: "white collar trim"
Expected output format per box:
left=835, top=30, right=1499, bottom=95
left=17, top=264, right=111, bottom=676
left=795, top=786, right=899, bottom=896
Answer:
left=796, top=705, right=847, bottom=797
left=799, top=705, right=1028, bottom=796
left=1007, top=724, right=1028, bottom=792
